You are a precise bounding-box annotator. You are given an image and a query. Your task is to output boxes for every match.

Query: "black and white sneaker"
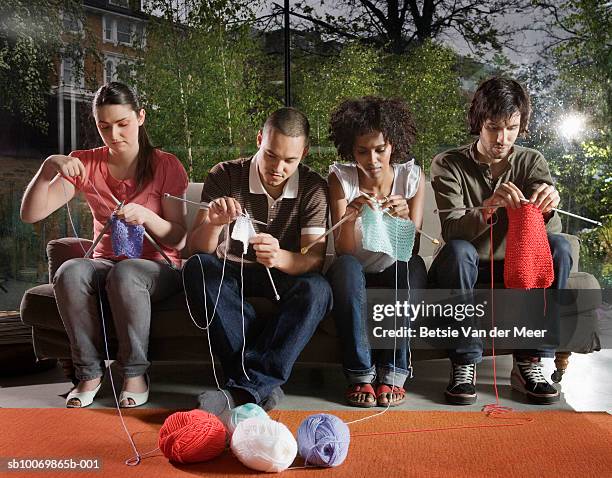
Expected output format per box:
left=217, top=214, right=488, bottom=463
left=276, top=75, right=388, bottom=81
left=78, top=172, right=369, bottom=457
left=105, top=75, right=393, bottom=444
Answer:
left=511, top=357, right=560, bottom=404
left=445, top=362, right=477, bottom=405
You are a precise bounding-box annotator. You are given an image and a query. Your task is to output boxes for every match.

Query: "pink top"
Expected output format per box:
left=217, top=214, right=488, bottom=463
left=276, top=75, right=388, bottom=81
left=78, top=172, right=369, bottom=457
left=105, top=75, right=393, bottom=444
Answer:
left=66, top=146, right=188, bottom=266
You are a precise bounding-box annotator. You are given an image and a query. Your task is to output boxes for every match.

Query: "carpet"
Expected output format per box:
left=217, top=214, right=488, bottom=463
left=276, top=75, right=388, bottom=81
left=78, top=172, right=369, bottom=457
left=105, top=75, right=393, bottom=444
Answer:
left=0, top=408, right=610, bottom=477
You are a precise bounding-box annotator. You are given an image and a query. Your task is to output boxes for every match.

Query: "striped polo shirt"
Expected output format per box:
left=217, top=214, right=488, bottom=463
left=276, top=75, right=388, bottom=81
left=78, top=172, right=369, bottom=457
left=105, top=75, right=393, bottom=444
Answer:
left=201, top=156, right=328, bottom=263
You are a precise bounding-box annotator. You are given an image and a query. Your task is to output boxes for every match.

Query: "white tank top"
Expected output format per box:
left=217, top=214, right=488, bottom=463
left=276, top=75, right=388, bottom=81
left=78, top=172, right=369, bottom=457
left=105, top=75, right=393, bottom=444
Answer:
left=329, top=160, right=421, bottom=273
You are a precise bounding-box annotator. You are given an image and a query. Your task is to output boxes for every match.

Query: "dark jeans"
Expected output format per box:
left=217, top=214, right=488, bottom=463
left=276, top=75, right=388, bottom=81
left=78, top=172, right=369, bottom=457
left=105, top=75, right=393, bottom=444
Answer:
left=326, top=254, right=428, bottom=386
left=183, top=253, right=332, bottom=404
left=427, top=234, right=573, bottom=364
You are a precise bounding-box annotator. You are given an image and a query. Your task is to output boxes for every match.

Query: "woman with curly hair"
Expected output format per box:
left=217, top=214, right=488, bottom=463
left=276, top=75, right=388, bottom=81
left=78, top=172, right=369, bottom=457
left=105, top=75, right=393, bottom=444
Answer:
left=326, top=96, right=427, bottom=407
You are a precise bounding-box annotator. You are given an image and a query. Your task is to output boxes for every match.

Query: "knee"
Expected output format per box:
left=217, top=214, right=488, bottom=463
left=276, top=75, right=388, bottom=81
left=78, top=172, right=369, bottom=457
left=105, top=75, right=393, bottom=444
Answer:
left=297, top=274, right=333, bottom=305
left=105, top=260, right=144, bottom=295
left=327, top=255, right=364, bottom=284
left=53, top=258, right=94, bottom=289
left=183, top=253, right=220, bottom=279
left=444, top=240, right=479, bottom=266
left=549, top=235, right=572, bottom=261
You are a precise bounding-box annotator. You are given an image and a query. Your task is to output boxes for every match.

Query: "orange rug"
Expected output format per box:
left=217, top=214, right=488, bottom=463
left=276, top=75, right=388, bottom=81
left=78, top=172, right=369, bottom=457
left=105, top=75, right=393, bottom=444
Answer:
left=0, top=409, right=610, bottom=477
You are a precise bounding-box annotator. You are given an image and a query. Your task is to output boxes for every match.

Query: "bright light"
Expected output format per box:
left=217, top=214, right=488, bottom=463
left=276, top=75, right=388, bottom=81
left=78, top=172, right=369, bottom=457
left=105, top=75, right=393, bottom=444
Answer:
left=559, top=114, right=586, bottom=141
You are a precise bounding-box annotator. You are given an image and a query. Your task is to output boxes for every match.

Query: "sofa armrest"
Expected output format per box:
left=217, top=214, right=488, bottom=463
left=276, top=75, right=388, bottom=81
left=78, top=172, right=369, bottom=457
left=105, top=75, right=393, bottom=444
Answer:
left=47, top=238, right=94, bottom=282
left=557, top=233, right=579, bottom=274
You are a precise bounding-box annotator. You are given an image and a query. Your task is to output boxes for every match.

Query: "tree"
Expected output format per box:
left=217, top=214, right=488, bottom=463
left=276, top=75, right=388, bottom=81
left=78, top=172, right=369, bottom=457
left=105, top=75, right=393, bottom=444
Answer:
left=0, top=0, right=84, bottom=133
left=279, top=0, right=533, bottom=55
left=137, top=0, right=279, bottom=180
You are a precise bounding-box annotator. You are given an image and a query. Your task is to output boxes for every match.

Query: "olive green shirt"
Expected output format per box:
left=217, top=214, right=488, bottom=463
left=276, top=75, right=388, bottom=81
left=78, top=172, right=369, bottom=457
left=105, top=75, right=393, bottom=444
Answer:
left=431, top=142, right=561, bottom=261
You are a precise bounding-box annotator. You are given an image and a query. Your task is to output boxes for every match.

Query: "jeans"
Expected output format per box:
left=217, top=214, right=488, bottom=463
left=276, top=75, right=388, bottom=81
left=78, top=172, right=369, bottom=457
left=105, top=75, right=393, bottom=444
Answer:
left=182, top=253, right=332, bottom=404
left=327, top=254, right=428, bottom=387
left=53, top=258, right=182, bottom=381
left=427, top=234, right=573, bottom=364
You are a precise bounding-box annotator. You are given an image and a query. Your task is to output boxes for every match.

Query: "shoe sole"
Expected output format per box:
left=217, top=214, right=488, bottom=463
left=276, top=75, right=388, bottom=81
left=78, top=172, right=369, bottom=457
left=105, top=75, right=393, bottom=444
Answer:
left=444, top=391, right=477, bottom=405
left=511, top=373, right=560, bottom=405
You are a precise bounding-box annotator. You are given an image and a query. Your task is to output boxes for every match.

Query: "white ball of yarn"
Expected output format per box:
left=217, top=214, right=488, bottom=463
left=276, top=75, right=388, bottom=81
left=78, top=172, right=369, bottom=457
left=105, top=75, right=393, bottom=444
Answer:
left=230, top=417, right=297, bottom=472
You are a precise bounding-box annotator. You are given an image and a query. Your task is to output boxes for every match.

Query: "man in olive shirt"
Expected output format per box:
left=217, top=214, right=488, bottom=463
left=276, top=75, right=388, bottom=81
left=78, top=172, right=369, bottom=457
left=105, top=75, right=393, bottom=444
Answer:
left=429, top=77, right=572, bottom=405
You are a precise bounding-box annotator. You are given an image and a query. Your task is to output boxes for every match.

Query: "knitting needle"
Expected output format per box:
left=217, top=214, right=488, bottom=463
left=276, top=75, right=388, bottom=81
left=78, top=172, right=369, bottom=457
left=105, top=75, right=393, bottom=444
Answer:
left=300, top=215, right=353, bottom=254
left=109, top=194, right=175, bottom=268
left=84, top=201, right=125, bottom=259
left=435, top=201, right=603, bottom=226
left=360, top=191, right=440, bottom=245
left=163, top=193, right=268, bottom=226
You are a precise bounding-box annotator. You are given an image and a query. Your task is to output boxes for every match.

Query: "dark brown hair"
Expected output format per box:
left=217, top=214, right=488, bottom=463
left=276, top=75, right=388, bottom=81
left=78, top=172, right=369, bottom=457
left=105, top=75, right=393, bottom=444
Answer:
left=469, top=77, right=531, bottom=136
left=263, top=107, right=310, bottom=146
left=329, top=96, right=417, bottom=163
left=92, top=81, right=155, bottom=191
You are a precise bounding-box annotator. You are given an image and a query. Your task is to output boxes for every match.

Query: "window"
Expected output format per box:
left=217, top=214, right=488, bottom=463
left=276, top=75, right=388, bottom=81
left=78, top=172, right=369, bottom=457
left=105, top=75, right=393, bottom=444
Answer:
left=104, top=55, right=135, bottom=84
left=109, top=0, right=129, bottom=7
left=62, top=12, right=82, bottom=33
left=116, top=19, right=132, bottom=44
left=61, top=56, right=84, bottom=88
left=102, top=15, right=145, bottom=47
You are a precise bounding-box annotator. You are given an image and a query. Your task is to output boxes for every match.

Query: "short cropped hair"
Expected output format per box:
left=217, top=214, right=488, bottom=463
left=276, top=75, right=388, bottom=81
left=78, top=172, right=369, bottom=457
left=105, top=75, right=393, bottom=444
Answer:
left=329, top=96, right=417, bottom=164
left=469, top=77, right=531, bottom=136
left=263, top=107, right=310, bottom=145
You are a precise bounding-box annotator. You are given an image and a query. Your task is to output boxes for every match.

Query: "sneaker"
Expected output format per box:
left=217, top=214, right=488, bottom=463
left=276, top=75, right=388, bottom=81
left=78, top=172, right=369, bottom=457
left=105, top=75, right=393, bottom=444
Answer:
left=445, top=362, right=477, bottom=405
left=511, top=357, right=560, bottom=404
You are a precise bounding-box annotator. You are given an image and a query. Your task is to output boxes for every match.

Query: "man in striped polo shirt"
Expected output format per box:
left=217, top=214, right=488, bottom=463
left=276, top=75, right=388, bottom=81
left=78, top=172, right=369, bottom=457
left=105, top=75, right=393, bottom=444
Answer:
left=184, top=107, right=332, bottom=415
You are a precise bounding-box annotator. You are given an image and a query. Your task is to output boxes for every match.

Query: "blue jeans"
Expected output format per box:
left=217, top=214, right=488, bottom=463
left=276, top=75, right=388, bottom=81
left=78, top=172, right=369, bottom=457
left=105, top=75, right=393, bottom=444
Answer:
left=427, top=234, right=573, bottom=364
left=327, top=254, right=428, bottom=386
left=182, top=253, right=332, bottom=404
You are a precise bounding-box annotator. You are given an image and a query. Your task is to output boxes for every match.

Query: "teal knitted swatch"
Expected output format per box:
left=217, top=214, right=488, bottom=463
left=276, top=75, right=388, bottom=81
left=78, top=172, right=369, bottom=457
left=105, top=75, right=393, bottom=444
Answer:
left=361, top=205, right=416, bottom=262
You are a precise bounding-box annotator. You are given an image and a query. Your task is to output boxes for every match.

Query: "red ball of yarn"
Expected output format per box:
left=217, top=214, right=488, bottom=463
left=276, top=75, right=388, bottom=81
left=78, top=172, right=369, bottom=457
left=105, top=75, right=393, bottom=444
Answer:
left=158, top=409, right=227, bottom=463
left=504, top=203, right=554, bottom=289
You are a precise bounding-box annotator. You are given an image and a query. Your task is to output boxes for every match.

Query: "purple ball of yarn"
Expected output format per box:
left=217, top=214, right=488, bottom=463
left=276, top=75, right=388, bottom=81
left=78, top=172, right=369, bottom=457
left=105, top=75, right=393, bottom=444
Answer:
left=111, top=215, right=145, bottom=258
left=296, top=413, right=350, bottom=467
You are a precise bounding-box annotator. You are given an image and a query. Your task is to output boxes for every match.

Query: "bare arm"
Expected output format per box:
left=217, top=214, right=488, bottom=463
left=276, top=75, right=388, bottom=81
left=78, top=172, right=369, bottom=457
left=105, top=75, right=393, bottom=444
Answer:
left=20, top=155, right=83, bottom=223
left=250, top=233, right=326, bottom=275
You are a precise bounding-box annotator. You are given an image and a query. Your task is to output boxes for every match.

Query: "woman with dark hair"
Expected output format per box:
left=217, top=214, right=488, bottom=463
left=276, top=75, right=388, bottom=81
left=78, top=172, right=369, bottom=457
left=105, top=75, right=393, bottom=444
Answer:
left=21, top=81, right=188, bottom=408
left=326, top=96, right=427, bottom=407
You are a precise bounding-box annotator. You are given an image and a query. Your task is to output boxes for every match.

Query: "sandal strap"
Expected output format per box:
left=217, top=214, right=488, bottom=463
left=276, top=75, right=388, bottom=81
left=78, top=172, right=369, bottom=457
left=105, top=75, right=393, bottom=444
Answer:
left=346, top=383, right=376, bottom=396
left=375, top=384, right=405, bottom=396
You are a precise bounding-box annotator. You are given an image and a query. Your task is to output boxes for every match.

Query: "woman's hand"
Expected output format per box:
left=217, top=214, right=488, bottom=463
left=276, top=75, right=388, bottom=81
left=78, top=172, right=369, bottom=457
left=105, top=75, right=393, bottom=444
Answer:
left=116, top=203, right=153, bottom=226
left=381, top=195, right=410, bottom=219
left=43, top=155, right=86, bottom=181
left=343, top=195, right=376, bottom=221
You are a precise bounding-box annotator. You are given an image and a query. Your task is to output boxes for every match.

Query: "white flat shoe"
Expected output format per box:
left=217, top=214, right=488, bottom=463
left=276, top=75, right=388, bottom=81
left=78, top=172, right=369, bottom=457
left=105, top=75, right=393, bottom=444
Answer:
left=66, top=381, right=102, bottom=408
left=119, top=375, right=149, bottom=408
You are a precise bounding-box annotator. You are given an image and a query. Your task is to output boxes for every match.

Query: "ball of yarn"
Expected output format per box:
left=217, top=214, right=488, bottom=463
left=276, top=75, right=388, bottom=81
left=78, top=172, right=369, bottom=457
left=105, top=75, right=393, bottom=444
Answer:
left=158, top=409, right=226, bottom=464
left=296, top=413, right=350, bottom=467
left=230, top=417, right=297, bottom=472
left=227, top=403, right=269, bottom=435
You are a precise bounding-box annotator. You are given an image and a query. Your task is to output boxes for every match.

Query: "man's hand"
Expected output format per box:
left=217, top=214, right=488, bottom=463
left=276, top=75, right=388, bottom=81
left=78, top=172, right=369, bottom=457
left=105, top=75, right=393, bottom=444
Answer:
left=529, top=183, right=560, bottom=214
left=481, top=181, right=526, bottom=220
left=116, top=203, right=153, bottom=226
left=250, top=233, right=283, bottom=268
left=381, top=195, right=410, bottom=219
left=207, top=196, right=242, bottom=226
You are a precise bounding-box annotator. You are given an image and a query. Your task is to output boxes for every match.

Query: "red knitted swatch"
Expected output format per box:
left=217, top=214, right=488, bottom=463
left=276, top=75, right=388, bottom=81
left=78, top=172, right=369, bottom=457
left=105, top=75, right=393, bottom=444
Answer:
left=504, top=204, right=554, bottom=289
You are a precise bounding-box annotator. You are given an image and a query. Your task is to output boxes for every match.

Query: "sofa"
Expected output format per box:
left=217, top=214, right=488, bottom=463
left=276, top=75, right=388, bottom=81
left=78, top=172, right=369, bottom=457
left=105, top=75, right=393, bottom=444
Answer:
left=20, top=182, right=602, bottom=383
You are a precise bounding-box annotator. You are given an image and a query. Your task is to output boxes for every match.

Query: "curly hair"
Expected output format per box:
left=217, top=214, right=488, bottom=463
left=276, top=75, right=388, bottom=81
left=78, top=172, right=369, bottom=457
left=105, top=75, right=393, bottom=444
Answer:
left=328, top=96, right=417, bottom=164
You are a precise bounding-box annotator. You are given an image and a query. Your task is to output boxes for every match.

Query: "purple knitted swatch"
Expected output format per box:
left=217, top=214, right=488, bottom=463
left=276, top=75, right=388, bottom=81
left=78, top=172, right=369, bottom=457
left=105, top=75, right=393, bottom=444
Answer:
left=111, top=215, right=145, bottom=258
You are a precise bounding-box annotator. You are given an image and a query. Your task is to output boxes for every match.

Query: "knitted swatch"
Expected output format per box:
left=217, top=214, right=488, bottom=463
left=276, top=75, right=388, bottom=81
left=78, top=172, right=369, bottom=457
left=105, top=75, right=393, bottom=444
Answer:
left=504, top=204, right=554, bottom=289
left=110, top=215, right=145, bottom=258
left=361, top=205, right=415, bottom=262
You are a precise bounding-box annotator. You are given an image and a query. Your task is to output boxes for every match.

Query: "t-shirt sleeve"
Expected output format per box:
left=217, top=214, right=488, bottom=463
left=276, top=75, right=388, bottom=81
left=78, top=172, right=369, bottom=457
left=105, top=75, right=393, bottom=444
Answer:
left=300, top=174, right=329, bottom=236
left=161, top=153, right=189, bottom=197
left=201, top=162, right=231, bottom=203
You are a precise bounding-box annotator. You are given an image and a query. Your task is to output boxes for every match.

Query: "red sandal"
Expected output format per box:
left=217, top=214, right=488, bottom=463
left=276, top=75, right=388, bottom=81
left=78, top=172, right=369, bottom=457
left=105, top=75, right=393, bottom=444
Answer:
left=376, top=383, right=406, bottom=407
left=345, top=383, right=377, bottom=408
